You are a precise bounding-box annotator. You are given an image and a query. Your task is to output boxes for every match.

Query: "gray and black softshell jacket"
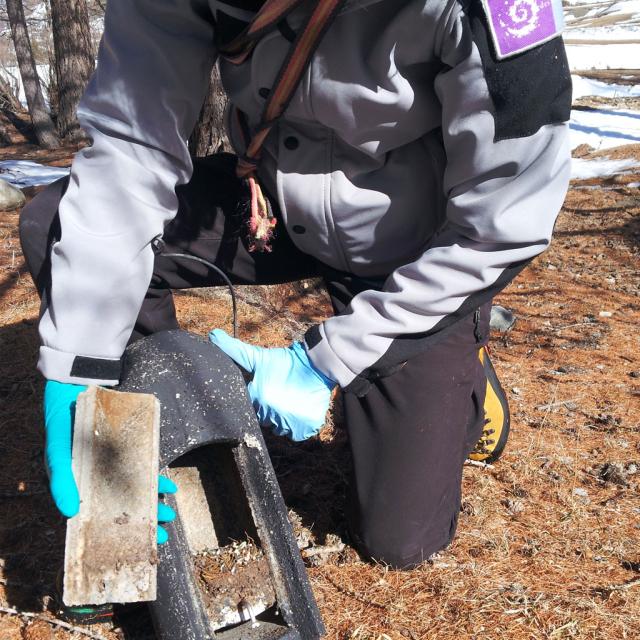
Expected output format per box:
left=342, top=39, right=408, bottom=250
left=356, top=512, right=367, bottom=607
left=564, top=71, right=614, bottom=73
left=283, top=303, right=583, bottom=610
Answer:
left=38, top=0, right=572, bottom=395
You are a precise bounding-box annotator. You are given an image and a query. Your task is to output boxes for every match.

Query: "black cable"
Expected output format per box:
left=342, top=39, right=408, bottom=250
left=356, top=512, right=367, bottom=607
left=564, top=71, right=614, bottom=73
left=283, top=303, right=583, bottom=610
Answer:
left=162, top=253, right=238, bottom=338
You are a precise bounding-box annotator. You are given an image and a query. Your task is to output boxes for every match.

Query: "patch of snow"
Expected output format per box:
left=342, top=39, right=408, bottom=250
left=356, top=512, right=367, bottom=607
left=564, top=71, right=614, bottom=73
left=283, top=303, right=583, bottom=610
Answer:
left=0, top=161, right=70, bottom=188
left=572, top=74, right=640, bottom=99
left=563, top=0, right=640, bottom=70
left=566, top=43, right=640, bottom=71
left=564, top=0, right=640, bottom=21
left=571, top=157, right=638, bottom=180
left=0, top=65, right=50, bottom=108
left=570, top=107, right=640, bottom=150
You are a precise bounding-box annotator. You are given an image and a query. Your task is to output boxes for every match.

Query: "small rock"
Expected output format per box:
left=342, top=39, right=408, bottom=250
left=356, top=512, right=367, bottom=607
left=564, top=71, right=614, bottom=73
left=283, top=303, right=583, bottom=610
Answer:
left=490, top=305, right=516, bottom=332
left=511, top=387, right=521, bottom=395
left=0, top=177, right=25, bottom=211
left=573, top=487, right=589, bottom=500
left=599, top=311, right=613, bottom=318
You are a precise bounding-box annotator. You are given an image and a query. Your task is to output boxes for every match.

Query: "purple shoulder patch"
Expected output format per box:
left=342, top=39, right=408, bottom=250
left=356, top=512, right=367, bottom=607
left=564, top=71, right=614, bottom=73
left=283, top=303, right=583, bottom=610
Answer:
left=481, top=0, right=565, bottom=59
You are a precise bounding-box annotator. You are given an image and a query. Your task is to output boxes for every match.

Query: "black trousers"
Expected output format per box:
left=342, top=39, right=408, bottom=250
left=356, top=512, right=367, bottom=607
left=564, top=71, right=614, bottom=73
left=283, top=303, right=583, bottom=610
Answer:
left=20, top=154, right=490, bottom=569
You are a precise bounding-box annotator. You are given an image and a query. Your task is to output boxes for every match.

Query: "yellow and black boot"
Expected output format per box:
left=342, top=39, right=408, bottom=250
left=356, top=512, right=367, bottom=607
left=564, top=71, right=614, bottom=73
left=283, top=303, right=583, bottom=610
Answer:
left=469, top=347, right=510, bottom=464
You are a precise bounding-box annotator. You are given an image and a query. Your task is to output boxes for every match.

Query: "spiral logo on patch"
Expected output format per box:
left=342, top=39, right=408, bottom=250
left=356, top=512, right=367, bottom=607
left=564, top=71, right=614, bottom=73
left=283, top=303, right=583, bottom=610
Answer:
left=501, top=0, right=541, bottom=39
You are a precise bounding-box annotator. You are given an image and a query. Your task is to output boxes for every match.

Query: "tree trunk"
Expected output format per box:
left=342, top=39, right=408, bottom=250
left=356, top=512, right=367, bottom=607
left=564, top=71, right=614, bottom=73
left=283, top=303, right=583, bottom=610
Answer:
left=49, top=0, right=95, bottom=141
left=189, top=63, right=229, bottom=158
left=5, top=0, right=60, bottom=148
left=45, top=0, right=60, bottom=128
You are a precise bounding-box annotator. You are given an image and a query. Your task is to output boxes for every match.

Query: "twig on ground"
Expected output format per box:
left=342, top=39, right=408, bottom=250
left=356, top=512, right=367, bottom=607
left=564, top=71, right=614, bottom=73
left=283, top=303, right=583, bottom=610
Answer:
left=464, top=459, right=495, bottom=470
left=604, top=577, right=640, bottom=592
left=0, top=606, right=109, bottom=640
left=535, top=399, right=579, bottom=411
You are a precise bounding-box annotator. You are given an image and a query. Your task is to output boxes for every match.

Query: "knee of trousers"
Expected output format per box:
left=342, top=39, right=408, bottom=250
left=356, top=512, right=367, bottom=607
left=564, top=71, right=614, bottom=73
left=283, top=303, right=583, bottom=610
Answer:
left=353, top=509, right=460, bottom=571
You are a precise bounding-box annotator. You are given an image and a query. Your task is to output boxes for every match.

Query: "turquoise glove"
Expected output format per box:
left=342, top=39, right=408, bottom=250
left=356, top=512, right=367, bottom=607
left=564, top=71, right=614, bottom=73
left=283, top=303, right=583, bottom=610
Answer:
left=43, top=380, right=176, bottom=543
left=209, top=329, right=336, bottom=441
left=156, top=476, right=177, bottom=545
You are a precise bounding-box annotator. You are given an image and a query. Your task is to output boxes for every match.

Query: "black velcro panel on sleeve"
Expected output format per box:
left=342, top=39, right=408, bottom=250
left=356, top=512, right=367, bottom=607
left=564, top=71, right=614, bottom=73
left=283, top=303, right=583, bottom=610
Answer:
left=464, top=1, right=572, bottom=142
left=304, top=324, right=323, bottom=350
left=70, top=355, right=123, bottom=381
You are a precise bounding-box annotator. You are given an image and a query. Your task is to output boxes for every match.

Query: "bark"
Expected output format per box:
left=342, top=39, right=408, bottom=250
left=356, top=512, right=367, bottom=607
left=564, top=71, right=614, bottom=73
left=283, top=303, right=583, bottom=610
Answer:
left=189, top=63, right=230, bottom=157
left=49, top=0, right=95, bottom=141
left=5, top=0, right=60, bottom=148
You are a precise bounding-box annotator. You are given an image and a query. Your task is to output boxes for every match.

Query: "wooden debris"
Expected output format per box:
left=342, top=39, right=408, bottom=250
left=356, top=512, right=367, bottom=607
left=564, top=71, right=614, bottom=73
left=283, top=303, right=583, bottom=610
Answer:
left=63, top=386, right=160, bottom=606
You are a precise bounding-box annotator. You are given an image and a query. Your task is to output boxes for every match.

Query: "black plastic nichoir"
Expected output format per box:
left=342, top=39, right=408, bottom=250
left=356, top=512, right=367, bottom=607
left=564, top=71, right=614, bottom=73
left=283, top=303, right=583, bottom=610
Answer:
left=118, top=330, right=325, bottom=640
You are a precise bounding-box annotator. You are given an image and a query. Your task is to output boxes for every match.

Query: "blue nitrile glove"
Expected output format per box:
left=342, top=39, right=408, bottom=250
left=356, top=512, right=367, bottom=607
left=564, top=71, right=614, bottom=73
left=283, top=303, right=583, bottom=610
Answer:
left=43, top=381, right=86, bottom=517
left=209, top=329, right=336, bottom=441
left=157, top=476, right=177, bottom=545
left=44, top=380, right=177, bottom=544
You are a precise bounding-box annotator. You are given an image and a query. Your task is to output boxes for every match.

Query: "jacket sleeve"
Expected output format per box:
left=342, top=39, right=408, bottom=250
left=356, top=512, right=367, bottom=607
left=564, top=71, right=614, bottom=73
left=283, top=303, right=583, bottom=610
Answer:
left=305, top=0, right=572, bottom=396
left=38, top=0, right=216, bottom=385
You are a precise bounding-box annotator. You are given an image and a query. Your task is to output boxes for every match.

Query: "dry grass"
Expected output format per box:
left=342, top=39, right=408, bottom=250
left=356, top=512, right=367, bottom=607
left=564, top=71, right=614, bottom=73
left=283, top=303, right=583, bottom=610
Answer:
left=0, top=142, right=638, bottom=639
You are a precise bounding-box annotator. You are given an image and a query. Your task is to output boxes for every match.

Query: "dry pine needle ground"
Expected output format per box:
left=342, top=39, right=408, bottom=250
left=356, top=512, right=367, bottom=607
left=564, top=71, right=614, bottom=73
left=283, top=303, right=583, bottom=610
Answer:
left=0, top=142, right=638, bottom=639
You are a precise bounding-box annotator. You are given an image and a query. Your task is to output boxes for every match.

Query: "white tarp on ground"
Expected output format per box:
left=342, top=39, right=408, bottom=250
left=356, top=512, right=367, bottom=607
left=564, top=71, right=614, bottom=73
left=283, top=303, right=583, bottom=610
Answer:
left=0, top=160, right=69, bottom=188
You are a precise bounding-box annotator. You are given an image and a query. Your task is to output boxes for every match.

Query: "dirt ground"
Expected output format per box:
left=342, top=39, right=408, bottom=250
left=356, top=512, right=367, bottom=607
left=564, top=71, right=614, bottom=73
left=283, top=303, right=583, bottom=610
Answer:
left=0, top=134, right=639, bottom=638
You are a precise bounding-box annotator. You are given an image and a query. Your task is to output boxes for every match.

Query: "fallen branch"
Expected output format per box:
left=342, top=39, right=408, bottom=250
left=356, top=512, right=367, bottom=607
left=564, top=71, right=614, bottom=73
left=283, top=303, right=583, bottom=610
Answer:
left=0, top=606, right=108, bottom=639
